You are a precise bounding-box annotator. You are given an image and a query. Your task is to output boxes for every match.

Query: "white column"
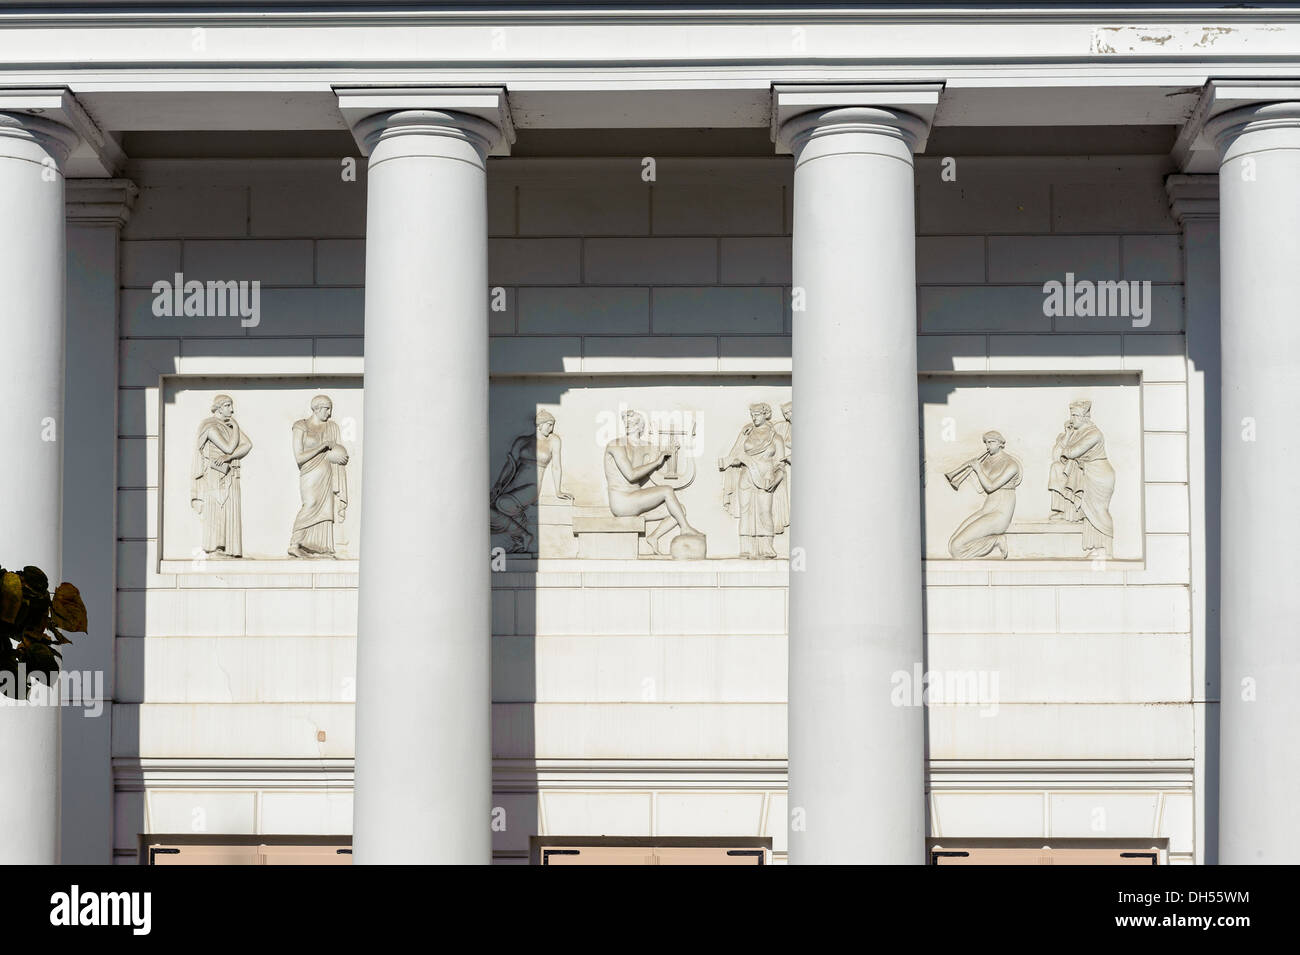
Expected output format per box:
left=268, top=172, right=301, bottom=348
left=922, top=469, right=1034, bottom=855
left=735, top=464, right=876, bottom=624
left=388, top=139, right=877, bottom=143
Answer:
left=777, top=95, right=932, bottom=864
left=62, top=179, right=136, bottom=864
left=0, top=107, right=79, bottom=864
left=1207, top=99, right=1300, bottom=864
left=341, top=92, right=510, bottom=864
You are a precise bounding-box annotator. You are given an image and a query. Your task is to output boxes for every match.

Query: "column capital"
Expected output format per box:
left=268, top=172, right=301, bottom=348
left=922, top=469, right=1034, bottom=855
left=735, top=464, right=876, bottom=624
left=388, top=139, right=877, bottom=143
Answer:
left=771, top=83, right=942, bottom=155
left=65, top=178, right=138, bottom=227
left=1174, top=80, right=1300, bottom=171
left=336, top=87, right=515, bottom=157
left=1204, top=98, right=1300, bottom=165
left=0, top=88, right=126, bottom=176
left=0, top=90, right=83, bottom=170
left=1165, top=174, right=1218, bottom=225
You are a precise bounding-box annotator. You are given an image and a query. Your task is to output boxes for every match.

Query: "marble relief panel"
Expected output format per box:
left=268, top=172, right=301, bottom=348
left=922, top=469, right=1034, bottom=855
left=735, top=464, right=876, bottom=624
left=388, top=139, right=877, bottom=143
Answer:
left=158, top=374, right=1141, bottom=566
left=160, top=377, right=364, bottom=563
left=489, top=377, right=792, bottom=560
left=920, top=373, right=1143, bottom=561
left=158, top=373, right=1141, bottom=566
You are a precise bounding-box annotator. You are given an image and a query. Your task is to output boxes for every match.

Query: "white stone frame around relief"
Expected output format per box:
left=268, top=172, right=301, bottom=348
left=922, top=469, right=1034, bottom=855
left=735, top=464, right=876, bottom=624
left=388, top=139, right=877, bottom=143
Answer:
left=154, top=373, right=363, bottom=574
left=919, top=369, right=1147, bottom=572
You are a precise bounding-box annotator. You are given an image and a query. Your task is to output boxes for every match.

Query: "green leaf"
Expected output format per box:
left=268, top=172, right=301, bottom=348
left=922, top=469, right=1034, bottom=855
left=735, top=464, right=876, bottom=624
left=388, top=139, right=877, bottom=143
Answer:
left=0, top=571, right=21, bottom=625
left=50, top=583, right=87, bottom=633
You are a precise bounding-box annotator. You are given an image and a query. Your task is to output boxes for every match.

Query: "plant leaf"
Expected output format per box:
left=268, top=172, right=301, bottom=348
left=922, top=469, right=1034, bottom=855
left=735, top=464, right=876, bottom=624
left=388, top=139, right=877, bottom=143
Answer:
left=16, top=582, right=49, bottom=634
left=50, top=583, right=87, bottom=633
left=21, top=641, right=60, bottom=685
left=0, top=571, right=21, bottom=625
left=0, top=642, right=21, bottom=701
left=20, top=566, right=48, bottom=594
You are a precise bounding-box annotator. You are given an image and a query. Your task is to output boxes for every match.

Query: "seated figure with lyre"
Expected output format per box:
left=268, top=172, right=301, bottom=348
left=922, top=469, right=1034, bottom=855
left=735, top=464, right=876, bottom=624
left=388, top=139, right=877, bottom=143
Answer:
left=603, top=409, right=705, bottom=558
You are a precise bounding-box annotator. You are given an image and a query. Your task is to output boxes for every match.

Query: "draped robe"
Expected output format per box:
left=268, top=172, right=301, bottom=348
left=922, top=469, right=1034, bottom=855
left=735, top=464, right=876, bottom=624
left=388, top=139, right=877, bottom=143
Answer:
left=1050, top=421, right=1115, bottom=552
left=290, top=418, right=348, bottom=555
left=192, top=417, right=250, bottom=556
left=948, top=452, right=1021, bottom=559
left=772, top=419, right=791, bottom=532
left=721, top=423, right=788, bottom=538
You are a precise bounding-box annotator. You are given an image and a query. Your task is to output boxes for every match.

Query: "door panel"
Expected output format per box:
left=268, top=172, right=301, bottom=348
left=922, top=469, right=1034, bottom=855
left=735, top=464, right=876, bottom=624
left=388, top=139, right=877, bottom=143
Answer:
left=932, top=847, right=1158, bottom=865
left=542, top=845, right=765, bottom=865
left=147, top=843, right=352, bottom=865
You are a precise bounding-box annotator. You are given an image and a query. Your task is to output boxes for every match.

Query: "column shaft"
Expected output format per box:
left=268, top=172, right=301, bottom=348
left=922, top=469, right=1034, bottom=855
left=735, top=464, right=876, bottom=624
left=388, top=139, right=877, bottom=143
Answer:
left=1210, top=103, right=1300, bottom=864
left=352, top=110, right=497, bottom=864
left=782, top=108, right=927, bottom=864
left=0, top=110, right=78, bottom=864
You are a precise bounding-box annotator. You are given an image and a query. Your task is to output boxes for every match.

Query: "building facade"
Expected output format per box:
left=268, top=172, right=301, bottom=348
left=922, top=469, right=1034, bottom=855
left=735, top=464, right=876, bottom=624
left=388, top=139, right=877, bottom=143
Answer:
left=0, top=2, right=1295, bottom=865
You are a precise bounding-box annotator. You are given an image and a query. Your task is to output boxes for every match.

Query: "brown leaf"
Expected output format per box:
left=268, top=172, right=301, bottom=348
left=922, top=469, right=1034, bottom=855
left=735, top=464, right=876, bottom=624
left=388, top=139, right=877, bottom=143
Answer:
left=0, top=572, right=21, bottom=625
left=50, top=583, right=87, bottom=633
left=20, top=566, right=48, bottom=594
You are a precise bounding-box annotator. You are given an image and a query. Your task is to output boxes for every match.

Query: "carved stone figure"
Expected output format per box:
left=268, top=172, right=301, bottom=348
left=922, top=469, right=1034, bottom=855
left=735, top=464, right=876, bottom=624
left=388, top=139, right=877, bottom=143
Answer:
left=1048, top=420, right=1081, bottom=522
left=1047, top=399, right=1115, bottom=554
left=719, top=401, right=789, bottom=558
left=191, top=394, right=252, bottom=558
left=288, top=395, right=349, bottom=558
left=490, top=410, right=574, bottom=554
left=774, top=400, right=792, bottom=531
left=604, top=409, right=704, bottom=558
left=946, top=430, right=1022, bottom=559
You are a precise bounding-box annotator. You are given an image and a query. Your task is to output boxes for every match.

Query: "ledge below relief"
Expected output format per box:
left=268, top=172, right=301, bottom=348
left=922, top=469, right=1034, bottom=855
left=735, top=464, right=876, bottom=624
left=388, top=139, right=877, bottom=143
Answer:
left=159, top=558, right=360, bottom=575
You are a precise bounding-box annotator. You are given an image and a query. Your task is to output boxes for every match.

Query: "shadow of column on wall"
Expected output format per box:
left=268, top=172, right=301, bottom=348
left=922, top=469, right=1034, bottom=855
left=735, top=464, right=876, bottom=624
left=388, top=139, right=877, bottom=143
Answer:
left=113, top=333, right=366, bottom=862
left=486, top=384, right=564, bottom=866
left=491, top=572, right=539, bottom=866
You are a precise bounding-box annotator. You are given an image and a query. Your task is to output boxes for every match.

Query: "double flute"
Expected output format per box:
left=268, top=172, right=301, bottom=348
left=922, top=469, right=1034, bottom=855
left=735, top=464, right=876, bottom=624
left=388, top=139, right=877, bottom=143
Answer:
left=944, top=450, right=990, bottom=490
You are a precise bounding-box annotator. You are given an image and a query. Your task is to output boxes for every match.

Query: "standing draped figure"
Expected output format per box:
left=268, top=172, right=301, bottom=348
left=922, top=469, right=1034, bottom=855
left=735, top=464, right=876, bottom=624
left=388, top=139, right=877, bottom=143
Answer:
left=289, top=394, right=349, bottom=558
left=719, top=402, right=789, bottom=559
left=192, top=394, right=253, bottom=558
left=772, top=400, right=792, bottom=534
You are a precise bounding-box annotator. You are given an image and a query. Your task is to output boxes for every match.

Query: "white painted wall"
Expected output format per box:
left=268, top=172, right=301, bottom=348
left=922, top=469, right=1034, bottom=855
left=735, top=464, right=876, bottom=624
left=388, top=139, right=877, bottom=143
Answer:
left=111, top=154, right=1194, bottom=864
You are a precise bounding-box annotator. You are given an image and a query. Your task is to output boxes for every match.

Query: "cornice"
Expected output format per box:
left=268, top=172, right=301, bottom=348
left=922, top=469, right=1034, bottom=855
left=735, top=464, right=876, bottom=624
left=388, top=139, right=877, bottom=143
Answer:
left=2, top=13, right=1300, bottom=72
left=65, top=177, right=137, bottom=225
left=1165, top=173, right=1217, bottom=225
left=1173, top=79, right=1300, bottom=172
left=112, top=756, right=1195, bottom=792
left=5, top=7, right=1300, bottom=29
